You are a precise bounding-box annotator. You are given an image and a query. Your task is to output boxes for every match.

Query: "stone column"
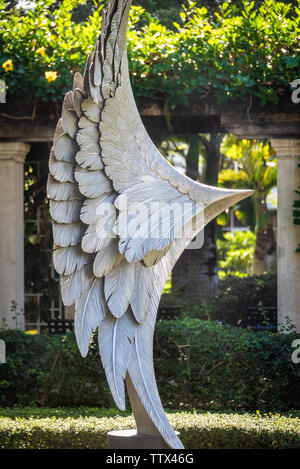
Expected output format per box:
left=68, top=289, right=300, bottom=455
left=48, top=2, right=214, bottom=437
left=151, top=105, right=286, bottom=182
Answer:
left=271, top=139, right=300, bottom=333
left=0, top=142, right=30, bottom=330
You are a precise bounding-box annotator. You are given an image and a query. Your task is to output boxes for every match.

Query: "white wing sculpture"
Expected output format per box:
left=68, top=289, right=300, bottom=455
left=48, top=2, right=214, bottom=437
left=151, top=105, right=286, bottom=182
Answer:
left=47, top=0, right=253, bottom=449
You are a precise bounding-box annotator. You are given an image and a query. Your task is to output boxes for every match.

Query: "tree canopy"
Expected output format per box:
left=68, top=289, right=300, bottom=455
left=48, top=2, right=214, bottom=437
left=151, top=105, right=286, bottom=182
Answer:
left=0, top=0, right=299, bottom=107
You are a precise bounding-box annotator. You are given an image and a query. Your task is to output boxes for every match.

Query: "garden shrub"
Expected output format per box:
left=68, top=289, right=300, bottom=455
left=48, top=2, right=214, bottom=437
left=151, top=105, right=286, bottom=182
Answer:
left=0, top=330, right=50, bottom=406
left=0, top=329, right=115, bottom=408
left=189, top=273, right=277, bottom=327
left=0, top=319, right=299, bottom=410
left=155, top=318, right=299, bottom=410
left=0, top=407, right=299, bottom=449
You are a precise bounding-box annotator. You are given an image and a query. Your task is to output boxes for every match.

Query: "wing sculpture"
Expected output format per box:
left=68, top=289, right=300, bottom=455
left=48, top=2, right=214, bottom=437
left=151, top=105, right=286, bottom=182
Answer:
left=47, top=0, right=253, bottom=449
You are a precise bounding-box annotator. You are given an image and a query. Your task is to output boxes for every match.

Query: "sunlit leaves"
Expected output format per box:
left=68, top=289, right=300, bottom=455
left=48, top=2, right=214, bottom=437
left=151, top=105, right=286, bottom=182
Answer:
left=0, top=0, right=299, bottom=105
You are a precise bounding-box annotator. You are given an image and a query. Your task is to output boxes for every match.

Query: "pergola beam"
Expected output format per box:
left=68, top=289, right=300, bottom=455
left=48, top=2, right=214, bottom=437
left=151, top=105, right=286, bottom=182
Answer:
left=0, top=94, right=299, bottom=141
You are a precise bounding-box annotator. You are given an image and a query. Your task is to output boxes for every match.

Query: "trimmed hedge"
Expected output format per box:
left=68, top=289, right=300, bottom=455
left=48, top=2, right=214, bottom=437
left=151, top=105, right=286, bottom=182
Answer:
left=0, top=319, right=299, bottom=410
left=0, top=407, right=299, bottom=449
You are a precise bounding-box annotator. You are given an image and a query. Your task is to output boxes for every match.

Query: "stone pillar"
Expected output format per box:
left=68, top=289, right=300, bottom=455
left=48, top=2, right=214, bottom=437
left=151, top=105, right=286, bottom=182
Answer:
left=271, top=139, right=300, bottom=333
left=0, top=142, right=30, bottom=330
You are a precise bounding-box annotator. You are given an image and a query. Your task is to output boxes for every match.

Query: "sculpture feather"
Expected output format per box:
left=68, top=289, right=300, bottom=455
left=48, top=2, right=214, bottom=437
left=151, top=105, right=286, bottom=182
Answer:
left=104, top=258, right=135, bottom=318
left=99, top=310, right=138, bottom=410
left=48, top=0, right=253, bottom=449
left=49, top=151, right=75, bottom=182
left=52, top=221, right=86, bottom=248
left=75, top=277, right=107, bottom=357
left=60, top=264, right=93, bottom=307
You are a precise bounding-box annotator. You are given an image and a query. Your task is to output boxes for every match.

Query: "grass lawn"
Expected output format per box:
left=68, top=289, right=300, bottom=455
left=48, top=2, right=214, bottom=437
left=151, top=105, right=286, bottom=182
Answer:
left=0, top=407, right=299, bottom=449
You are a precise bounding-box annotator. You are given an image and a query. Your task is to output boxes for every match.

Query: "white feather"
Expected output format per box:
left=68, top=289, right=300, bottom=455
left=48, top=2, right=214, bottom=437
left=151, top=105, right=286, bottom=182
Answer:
left=89, top=59, right=103, bottom=104
left=62, top=109, right=78, bottom=139
left=77, top=126, right=99, bottom=149
left=75, top=147, right=103, bottom=171
left=82, top=221, right=114, bottom=253
left=49, top=152, right=75, bottom=183
left=60, top=263, right=93, bottom=306
left=53, top=133, right=78, bottom=163
left=143, top=246, right=172, bottom=267
left=104, top=258, right=135, bottom=318
left=53, top=245, right=90, bottom=276
left=73, top=71, right=84, bottom=93
left=128, top=332, right=184, bottom=449
left=92, top=50, right=102, bottom=87
left=93, top=238, right=123, bottom=278
left=73, top=88, right=84, bottom=117
left=75, top=277, right=107, bottom=357
left=113, top=180, right=197, bottom=264
left=75, top=168, right=112, bottom=199
left=78, top=115, right=98, bottom=130
left=49, top=199, right=82, bottom=224
left=47, top=175, right=82, bottom=201
left=53, top=221, right=86, bottom=247
left=81, top=97, right=101, bottom=123
left=98, top=310, right=137, bottom=410
left=81, top=191, right=116, bottom=253
left=130, top=263, right=152, bottom=324
left=62, top=91, right=74, bottom=112
left=53, top=118, right=64, bottom=141
left=80, top=192, right=115, bottom=225
left=127, top=252, right=184, bottom=449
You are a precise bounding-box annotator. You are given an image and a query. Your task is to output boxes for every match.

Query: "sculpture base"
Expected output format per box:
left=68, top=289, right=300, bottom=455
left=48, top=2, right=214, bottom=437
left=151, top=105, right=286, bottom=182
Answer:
left=107, top=430, right=179, bottom=449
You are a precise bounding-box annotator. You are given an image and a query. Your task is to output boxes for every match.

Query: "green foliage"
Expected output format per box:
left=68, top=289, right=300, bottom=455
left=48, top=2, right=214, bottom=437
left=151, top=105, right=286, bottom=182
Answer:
left=217, top=230, right=256, bottom=278
left=0, top=318, right=299, bottom=411
left=0, top=406, right=299, bottom=449
left=220, top=137, right=277, bottom=192
left=0, top=329, right=50, bottom=406
left=0, top=0, right=104, bottom=102
left=220, top=137, right=277, bottom=230
left=130, top=0, right=300, bottom=107
left=156, top=318, right=300, bottom=410
left=192, top=273, right=277, bottom=326
left=0, top=0, right=299, bottom=106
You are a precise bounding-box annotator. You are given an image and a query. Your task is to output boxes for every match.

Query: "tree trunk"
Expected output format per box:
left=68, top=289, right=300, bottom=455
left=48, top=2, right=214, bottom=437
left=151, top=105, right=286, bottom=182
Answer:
left=251, top=195, right=277, bottom=275
left=251, top=225, right=277, bottom=275
left=171, top=134, right=222, bottom=307
left=251, top=197, right=277, bottom=275
left=172, top=220, right=218, bottom=306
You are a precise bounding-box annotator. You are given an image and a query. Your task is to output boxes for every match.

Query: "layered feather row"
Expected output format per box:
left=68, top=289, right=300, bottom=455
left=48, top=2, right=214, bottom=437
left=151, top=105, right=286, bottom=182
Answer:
left=47, top=0, right=152, bottom=362
left=48, top=0, right=185, bottom=449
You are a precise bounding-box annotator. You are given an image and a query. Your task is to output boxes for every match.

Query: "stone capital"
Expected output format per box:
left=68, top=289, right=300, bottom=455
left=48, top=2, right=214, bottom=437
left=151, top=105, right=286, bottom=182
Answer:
left=271, top=138, right=300, bottom=159
left=0, top=142, right=31, bottom=164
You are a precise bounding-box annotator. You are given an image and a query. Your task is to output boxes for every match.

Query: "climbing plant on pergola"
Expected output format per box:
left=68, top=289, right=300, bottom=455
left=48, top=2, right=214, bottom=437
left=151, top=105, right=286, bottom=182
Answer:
left=0, top=0, right=299, bottom=106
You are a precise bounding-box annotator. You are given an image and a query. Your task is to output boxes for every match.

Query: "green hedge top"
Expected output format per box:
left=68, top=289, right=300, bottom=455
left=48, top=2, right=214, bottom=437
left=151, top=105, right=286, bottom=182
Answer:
left=1, top=407, right=300, bottom=449
left=0, top=0, right=299, bottom=106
